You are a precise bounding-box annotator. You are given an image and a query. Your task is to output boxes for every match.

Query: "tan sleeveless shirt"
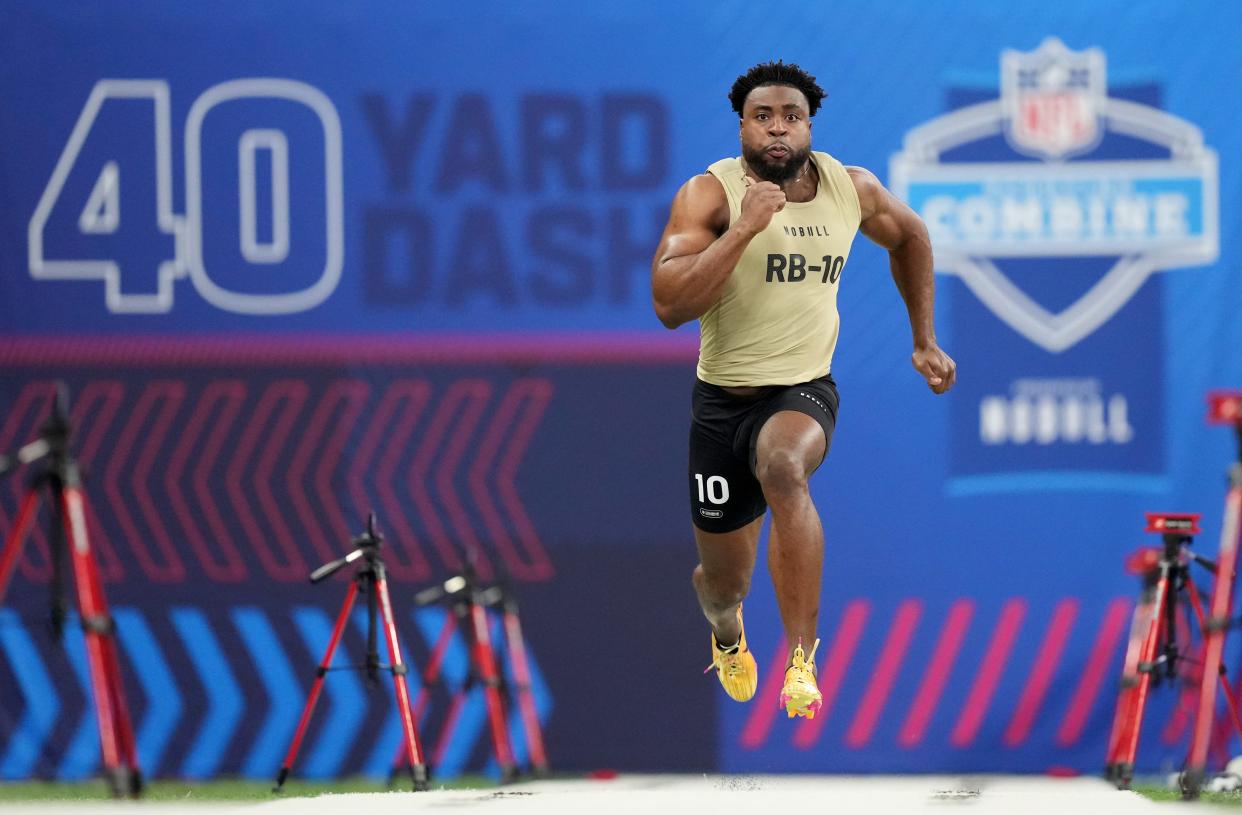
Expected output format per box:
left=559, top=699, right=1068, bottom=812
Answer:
left=697, top=151, right=861, bottom=386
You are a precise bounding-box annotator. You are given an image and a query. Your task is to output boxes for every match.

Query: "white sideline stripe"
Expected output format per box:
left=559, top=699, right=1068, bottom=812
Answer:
left=0, top=776, right=1172, bottom=814
left=244, top=775, right=1161, bottom=815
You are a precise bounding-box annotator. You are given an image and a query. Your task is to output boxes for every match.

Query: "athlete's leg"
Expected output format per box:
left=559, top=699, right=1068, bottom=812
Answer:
left=753, top=410, right=826, bottom=664
left=692, top=515, right=763, bottom=646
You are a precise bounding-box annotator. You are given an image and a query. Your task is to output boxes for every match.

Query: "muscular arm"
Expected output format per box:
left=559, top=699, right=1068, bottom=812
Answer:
left=651, top=173, right=783, bottom=329
left=848, top=165, right=957, bottom=394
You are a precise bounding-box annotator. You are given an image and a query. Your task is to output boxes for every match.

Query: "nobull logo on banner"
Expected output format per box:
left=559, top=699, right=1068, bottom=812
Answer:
left=890, top=38, right=1220, bottom=490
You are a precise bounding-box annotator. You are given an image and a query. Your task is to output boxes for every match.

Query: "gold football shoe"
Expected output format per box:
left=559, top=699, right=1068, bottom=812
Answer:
left=779, top=637, right=822, bottom=719
left=703, top=605, right=758, bottom=702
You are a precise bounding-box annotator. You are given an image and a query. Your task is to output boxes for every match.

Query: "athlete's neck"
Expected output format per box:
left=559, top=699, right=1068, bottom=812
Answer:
left=744, top=156, right=817, bottom=202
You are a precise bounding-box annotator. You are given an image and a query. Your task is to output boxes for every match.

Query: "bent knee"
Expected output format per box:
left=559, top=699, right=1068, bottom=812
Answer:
left=755, top=450, right=810, bottom=497
left=693, top=564, right=749, bottom=608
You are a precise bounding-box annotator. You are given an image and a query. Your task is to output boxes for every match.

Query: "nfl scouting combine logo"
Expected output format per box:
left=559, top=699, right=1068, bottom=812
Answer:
left=890, top=38, right=1219, bottom=491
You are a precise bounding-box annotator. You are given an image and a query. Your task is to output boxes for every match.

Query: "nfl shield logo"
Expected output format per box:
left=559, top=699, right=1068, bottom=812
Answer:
left=1002, top=38, right=1105, bottom=160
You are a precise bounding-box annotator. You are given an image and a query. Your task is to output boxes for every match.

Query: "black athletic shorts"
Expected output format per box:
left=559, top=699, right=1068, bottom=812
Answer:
left=688, top=373, right=839, bottom=533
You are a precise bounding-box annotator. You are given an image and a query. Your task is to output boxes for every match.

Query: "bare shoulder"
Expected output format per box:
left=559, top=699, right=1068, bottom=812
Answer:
left=670, top=172, right=729, bottom=232
left=845, top=165, right=885, bottom=217
left=680, top=172, right=727, bottom=206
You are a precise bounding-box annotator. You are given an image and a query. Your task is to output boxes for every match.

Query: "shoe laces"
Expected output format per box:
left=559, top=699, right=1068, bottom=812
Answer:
left=705, top=642, right=746, bottom=678
left=789, top=637, right=821, bottom=678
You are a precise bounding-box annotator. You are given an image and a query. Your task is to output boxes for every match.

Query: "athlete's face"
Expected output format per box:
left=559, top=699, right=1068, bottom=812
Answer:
left=739, top=84, right=812, bottom=184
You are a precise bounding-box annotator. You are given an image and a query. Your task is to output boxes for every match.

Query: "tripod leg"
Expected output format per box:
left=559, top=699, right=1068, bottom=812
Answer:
left=67, top=487, right=141, bottom=796
left=274, top=580, right=359, bottom=792
left=1184, top=488, right=1242, bottom=800
left=468, top=601, right=516, bottom=781
left=389, top=612, right=454, bottom=780
left=374, top=573, right=428, bottom=791
left=0, top=489, right=40, bottom=604
left=502, top=607, right=548, bottom=776
left=1117, top=567, right=1173, bottom=789
left=62, top=485, right=135, bottom=798
left=1105, top=592, right=1149, bottom=784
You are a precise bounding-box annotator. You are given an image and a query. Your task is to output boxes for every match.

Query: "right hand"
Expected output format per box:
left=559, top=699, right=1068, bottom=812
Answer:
left=736, top=177, right=785, bottom=237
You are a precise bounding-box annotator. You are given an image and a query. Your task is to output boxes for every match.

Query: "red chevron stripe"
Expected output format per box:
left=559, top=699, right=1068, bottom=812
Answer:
left=1003, top=599, right=1078, bottom=746
left=434, top=380, right=493, bottom=581
left=1056, top=597, right=1132, bottom=746
left=739, top=635, right=790, bottom=750
left=410, top=383, right=484, bottom=576
left=287, top=381, right=369, bottom=566
left=70, top=381, right=127, bottom=581
left=1, top=382, right=55, bottom=582
left=226, top=381, right=310, bottom=581
left=845, top=599, right=922, bottom=748
left=168, top=381, right=249, bottom=582
left=469, top=379, right=555, bottom=581
left=898, top=599, right=974, bottom=747
left=313, top=381, right=371, bottom=554
left=793, top=600, right=870, bottom=749
left=103, top=382, right=187, bottom=581
left=132, top=381, right=188, bottom=581
left=950, top=598, right=1026, bottom=747
left=350, top=381, right=432, bottom=581
left=495, top=380, right=554, bottom=580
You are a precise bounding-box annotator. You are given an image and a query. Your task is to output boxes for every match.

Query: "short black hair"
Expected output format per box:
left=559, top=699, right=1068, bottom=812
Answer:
left=729, top=61, right=826, bottom=118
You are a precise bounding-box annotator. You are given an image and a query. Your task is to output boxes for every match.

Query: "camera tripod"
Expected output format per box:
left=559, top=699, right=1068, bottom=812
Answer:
left=395, top=564, right=548, bottom=782
left=0, top=382, right=141, bottom=798
left=274, top=512, right=429, bottom=792
left=1105, top=512, right=1242, bottom=798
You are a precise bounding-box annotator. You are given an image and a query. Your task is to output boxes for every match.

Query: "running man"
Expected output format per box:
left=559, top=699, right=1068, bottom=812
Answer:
left=651, top=61, right=956, bottom=719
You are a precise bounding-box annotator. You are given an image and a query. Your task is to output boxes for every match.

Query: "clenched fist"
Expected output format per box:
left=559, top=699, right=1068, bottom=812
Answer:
left=912, top=342, right=957, bottom=395
left=736, top=177, right=786, bottom=237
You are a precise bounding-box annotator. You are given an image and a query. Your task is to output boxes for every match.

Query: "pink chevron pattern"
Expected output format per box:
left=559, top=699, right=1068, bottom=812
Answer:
left=951, top=599, right=1027, bottom=747
left=899, top=598, right=974, bottom=747
left=0, top=382, right=56, bottom=580
left=1003, top=598, right=1078, bottom=746
left=168, top=381, right=249, bottom=582
left=1056, top=597, right=1132, bottom=746
left=349, top=380, right=433, bottom=581
left=104, top=381, right=189, bottom=581
left=845, top=599, right=922, bottom=748
left=288, top=380, right=371, bottom=566
left=733, top=598, right=1143, bottom=753
left=0, top=375, right=556, bottom=585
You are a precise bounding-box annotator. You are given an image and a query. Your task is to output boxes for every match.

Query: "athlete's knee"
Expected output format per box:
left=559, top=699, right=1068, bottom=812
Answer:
left=693, top=563, right=749, bottom=609
left=755, top=448, right=809, bottom=498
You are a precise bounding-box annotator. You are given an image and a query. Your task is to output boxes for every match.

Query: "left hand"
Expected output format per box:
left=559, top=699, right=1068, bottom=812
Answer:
left=912, top=343, right=956, bottom=395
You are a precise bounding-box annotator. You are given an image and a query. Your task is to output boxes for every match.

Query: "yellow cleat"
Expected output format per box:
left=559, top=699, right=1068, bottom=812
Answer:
left=704, top=605, right=758, bottom=702
left=780, top=637, right=822, bottom=719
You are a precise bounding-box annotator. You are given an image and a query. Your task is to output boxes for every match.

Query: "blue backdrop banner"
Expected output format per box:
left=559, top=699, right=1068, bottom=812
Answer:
left=2, top=0, right=1241, bottom=780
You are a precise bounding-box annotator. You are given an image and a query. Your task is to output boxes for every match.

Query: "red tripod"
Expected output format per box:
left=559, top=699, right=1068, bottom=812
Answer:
left=404, top=567, right=519, bottom=782
left=490, top=579, right=549, bottom=778
left=274, top=513, right=429, bottom=792
left=1105, top=511, right=1242, bottom=799
left=0, top=383, right=140, bottom=798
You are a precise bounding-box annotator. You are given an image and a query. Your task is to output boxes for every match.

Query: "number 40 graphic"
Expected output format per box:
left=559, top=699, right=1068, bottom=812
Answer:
left=27, top=79, right=344, bottom=315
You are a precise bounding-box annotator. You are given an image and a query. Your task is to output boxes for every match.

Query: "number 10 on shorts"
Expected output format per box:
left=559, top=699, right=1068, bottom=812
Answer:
left=694, top=474, right=730, bottom=504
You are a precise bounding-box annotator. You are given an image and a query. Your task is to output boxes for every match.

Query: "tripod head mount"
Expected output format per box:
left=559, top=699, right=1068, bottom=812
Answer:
left=0, top=381, right=72, bottom=479
left=1146, top=512, right=1201, bottom=553
left=309, top=512, right=386, bottom=584
left=413, top=556, right=517, bottom=611
left=1146, top=512, right=1202, bottom=537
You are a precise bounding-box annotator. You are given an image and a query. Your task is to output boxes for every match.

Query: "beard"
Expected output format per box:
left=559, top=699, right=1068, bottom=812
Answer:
left=741, top=142, right=812, bottom=184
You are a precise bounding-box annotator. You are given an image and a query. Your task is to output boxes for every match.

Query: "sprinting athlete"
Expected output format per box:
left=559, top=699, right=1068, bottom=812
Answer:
left=651, top=61, right=956, bottom=719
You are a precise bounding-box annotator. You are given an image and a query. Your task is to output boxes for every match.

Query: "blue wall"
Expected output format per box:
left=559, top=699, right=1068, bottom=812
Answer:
left=2, top=0, right=1241, bottom=780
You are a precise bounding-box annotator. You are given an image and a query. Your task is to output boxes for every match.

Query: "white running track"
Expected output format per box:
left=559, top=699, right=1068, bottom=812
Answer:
left=0, top=774, right=1208, bottom=814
